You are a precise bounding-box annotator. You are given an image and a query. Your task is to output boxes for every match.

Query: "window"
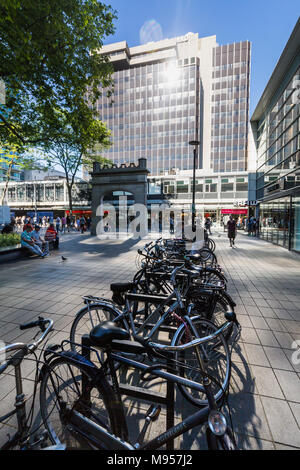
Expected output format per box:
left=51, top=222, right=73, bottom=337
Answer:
left=221, top=183, right=233, bottom=192
left=236, top=183, right=248, bottom=192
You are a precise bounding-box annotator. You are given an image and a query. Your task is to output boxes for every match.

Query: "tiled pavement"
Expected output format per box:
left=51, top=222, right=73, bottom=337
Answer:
left=0, top=230, right=299, bottom=450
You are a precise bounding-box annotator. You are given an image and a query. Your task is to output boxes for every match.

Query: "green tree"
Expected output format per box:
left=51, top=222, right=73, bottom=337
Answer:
left=0, top=0, right=116, bottom=146
left=44, top=116, right=112, bottom=214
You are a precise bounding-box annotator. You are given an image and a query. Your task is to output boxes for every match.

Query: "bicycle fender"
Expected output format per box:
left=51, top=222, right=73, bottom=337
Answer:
left=38, top=350, right=100, bottom=383
left=219, top=291, right=236, bottom=308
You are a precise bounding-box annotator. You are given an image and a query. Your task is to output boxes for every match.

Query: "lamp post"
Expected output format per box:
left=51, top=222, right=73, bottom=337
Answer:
left=189, top=140, right=200, bottom=231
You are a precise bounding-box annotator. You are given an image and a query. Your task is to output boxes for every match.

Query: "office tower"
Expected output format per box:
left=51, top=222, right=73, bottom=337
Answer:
left=96, top=33, right=251, bottom=176
left=211, top=42, right=251, bottom=173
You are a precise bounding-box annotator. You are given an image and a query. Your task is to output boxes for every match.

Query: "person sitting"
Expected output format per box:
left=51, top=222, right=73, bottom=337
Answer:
left=45, top=223, right=59, bottom=249
left=20, top=224, right=48, bottom=258
left=31, top=225, right=49, bottom=255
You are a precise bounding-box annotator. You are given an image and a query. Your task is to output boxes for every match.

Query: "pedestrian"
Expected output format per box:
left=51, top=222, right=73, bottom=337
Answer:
left=170, top=215, right=174, bottom=235
left=55, top=216, right=61, bottom=233
left=66, top=214, right=71, bottom=232
left=205, top=217, right=212, bottom=235
left=247, top=218, right=252, bottom=236
left=61, top=216, right=66, bottom=234
left=80, top=215, right=86, bottom=234
left=227, top=215, right=237, bottom=248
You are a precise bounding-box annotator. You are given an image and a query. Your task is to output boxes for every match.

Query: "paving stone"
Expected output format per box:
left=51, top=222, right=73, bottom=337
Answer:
left=1, top=230, right=300, bottom=450
left=250, top=317, right=270, bottom=330
left=273, top=331, right=295, bottom=350
left=289, top=402, right=300, bottom=428
left=273, top=370, right=300, bottom=402
left=250, top=365, right=284, bottom=399
left=263, top=347, right=294, bottom=371
left=256, top=329, right=280, bottom=348
left=261, top=397, right=300, bottom=447
left=243, top=344, right=270, bottom=367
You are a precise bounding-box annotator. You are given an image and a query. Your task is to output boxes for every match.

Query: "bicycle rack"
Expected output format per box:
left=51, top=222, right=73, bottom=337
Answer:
left=81, top=335, right=175, bottom=450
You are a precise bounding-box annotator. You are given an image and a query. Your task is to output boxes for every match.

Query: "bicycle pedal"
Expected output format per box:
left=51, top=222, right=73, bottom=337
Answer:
left=145, top=404, right=161, bottom=422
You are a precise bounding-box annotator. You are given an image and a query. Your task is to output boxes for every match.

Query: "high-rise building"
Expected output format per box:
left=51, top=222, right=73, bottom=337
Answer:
left=96, top=32, right=251, bottom=177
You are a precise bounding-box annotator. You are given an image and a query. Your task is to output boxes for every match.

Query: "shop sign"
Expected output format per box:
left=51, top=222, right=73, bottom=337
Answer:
left=221, top=209, right=248, bottom=215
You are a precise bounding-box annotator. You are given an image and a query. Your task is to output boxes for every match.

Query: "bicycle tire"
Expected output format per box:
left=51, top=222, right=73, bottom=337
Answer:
left=171, top=317, right=231, bottom=408
left=40, top=356, right=127, bottom=449
left=207, top=239, right=216, bottom=252
left=70, top=303, right=127, bottom=352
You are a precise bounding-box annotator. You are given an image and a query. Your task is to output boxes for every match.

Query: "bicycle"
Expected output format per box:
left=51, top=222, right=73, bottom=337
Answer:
left=40, top=311, right=239, bottom=450
left=0, top=317, right=63, bottom=450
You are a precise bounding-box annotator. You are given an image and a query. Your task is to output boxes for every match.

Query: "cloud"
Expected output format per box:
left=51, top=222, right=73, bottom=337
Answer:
left=139, top=19, right=163, bottom=44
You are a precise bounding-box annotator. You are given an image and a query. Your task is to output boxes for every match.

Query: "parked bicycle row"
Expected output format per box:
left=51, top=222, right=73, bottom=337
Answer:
left=0, top=235, right=241, bottom=450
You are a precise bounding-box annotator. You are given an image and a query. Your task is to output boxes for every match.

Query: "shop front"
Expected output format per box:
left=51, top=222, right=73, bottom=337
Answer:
left=259, top=192, right=300, bottom=252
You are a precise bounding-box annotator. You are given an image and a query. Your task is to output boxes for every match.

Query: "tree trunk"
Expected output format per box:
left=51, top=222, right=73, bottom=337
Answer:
left=67, top=183, right=73, bottom=216
left=0, top=159, right=13, bottom=206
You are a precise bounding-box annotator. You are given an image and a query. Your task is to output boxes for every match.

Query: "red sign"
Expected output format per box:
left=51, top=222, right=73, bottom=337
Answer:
left=221, top=209, right=248, bottom=215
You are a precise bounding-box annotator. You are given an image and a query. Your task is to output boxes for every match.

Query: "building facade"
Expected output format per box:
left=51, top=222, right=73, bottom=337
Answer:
left=251, top=18, right=300, bottom=252
left=0, top=161, right=24, bottom=183
left=96, top=33, right=251, bottom=177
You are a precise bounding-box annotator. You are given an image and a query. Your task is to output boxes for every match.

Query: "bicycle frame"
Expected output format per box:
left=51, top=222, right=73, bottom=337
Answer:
left=0, top=346, right=29, bottom=449
left=47, top=344, right=217, bottom=450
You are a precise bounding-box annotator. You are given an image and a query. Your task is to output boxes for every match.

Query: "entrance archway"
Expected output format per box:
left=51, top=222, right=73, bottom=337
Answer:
left=91, top=158, right=149, bottom=235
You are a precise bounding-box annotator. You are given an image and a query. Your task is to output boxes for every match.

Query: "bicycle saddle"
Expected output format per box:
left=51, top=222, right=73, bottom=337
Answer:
left=89, top=321, right=130, bottom=348
left=110, top=282, right=134, bottom=293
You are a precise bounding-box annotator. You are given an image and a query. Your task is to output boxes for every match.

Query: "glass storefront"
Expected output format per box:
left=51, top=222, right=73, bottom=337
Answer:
left=291, top=195, right=300, bottom=251
left=259, top=192, right=300, bottom=252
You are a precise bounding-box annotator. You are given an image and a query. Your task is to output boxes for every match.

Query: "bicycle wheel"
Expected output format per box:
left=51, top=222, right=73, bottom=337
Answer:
left=40, top=356, right=126, bottom=449
left=197, top=268, right=227, bottom=289
left=207, top=239, right=216, bottom=252
left=198, top=248, right=217, bottom=266
left=70, top=303, right=126, bottom=351
left=172, top=317, right=231, bottom=408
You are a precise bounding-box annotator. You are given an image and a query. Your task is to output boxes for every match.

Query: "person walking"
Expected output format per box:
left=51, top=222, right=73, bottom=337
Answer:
left=80, top=215, right=86, bottom=234
left=227, top=215, right=237, bottom=248
left=205, top=217, right=212, bottom=235
left=61, top=216, right=66, bottom=234
left=55, top=216, right=61, bottom=233
left=66, top=214, right=71, bottom=232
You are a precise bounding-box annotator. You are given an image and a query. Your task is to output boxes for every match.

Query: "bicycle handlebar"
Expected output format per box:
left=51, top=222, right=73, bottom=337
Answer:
left=0, top=318, right=53, bottom=361
left=20, top=316, right=49, bottom=332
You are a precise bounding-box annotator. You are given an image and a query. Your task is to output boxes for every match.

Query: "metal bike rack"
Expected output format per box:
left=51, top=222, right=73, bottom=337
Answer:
left=81, top=335, right=175, bottom=450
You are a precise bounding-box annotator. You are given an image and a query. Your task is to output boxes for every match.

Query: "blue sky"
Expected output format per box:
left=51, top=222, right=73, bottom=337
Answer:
left=103, top=0, right=299, bottom=115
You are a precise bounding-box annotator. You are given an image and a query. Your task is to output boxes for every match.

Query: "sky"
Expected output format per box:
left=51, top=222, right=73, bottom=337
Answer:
left=102, top=0, right=300, bottom=115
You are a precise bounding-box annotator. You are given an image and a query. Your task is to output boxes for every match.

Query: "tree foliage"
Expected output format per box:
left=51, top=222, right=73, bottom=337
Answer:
left=0, top=0, right=117, bottom=146
left=43, top=114, right=112, bottom=213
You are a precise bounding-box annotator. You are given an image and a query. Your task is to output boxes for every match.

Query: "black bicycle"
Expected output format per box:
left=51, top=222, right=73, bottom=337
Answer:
left=0, top=317, right=63, bottom=450
left=39, top=310, right=239, bottom=450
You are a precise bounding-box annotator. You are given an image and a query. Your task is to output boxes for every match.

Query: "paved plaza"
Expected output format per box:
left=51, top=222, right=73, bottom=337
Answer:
left=0, top=230, right=300, bottom=450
